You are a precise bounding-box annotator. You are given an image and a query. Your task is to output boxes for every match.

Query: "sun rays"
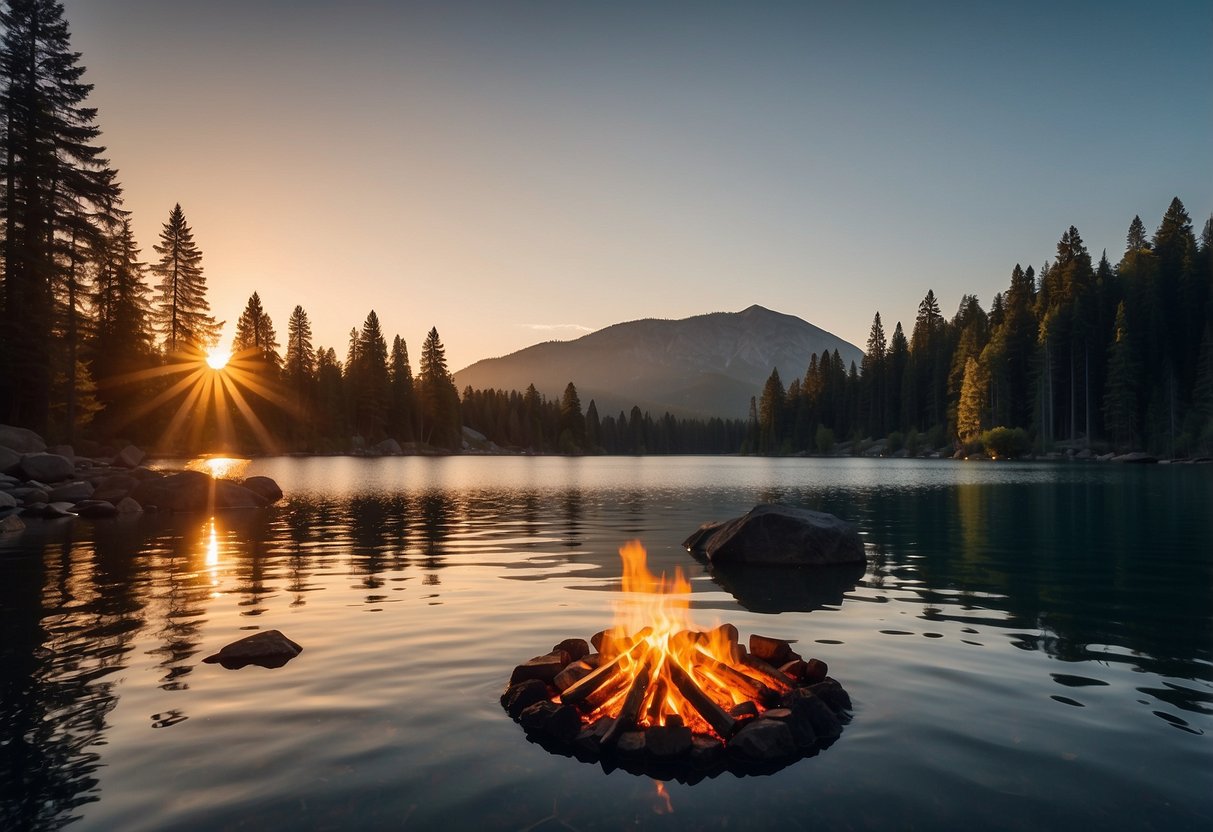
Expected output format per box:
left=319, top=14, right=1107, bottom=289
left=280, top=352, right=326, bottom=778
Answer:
left=98, top=345, right=296, bottom=454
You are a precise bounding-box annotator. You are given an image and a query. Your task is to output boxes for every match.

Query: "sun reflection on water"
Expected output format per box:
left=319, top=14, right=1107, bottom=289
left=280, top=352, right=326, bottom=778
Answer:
left=187, top=456, right=251, bottom=480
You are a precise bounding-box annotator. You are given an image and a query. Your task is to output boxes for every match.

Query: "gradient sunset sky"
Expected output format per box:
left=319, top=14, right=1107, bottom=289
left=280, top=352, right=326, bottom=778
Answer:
left=62, top=0, right=1211, bottom=373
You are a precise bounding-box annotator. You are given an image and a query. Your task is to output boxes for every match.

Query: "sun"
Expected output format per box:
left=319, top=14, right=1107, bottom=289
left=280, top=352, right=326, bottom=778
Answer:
left=206, top=347, right=232, bottom=370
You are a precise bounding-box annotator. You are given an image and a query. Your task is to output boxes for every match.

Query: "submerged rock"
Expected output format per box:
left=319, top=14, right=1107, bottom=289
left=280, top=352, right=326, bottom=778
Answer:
left=685, top=504, right=865, bottom=566
left=202, top=629, right=302, bottom=669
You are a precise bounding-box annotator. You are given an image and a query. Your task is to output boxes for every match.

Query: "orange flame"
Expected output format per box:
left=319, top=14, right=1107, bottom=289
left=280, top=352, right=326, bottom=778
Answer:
left=576, top=541, right=790, bottom=738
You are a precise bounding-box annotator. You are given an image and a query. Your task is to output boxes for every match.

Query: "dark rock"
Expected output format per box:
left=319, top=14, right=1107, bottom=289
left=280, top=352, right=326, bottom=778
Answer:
left=501, top=678, right=551, bottom=719
left=728, top=718, right=796, bottom=763
left=645, top=723, right=692, bottom=758
left=808, top=677, right=852, bottom=714
left=115, top=496, right=143, bottom=515
left=0, top=445, right=21, bottom=474
left=93, top=474, right=138, bottom=503
left=44, top=501, right=76, bottom=518
left=510, top=652, right=568, bottom=686
left=552, top=637, right=590, bottom=662
left=0, top=491, right=16, bottom=509
left=574, top=716, right=614, bottom=756
left=0, top=514, right=24, bottom=533
left=615, top=731, right=646, bottom=756
left=241, top=476, right=284, bottom=503
left=202, top=629, right=302, bottom=669
left=689, top=735, right=726, bottom=768
left=49, top=481, right=94, bottom=502
left=369, top=438, right=402, bottom=456
left=519, top=701, right=582, bottom=746
left=74, top=499, right=119, bottom=518
left=1111, top=452, right=1158, bottom=464
left=803, top=658, right=828, bottom=684
left=0, top=424, right=46, bottom=453
left=114, top=444, right=146, bottom=468
left=684, top=504, right=865, bottom=566
left=18, top=453, right=75, bottom=483
left=782, top=688, right=841, bottom=745
left=11, top=486, right=49, bottom=503
left=131, top=471, right=266, bottom=513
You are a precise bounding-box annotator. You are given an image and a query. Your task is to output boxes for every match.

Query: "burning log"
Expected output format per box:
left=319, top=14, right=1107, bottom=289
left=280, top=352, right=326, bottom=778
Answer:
left=560, top=628, right=651, bottom=709
left=600, top=652, right=653, bottom=746
left=501, top=540, right=852, bottom=778
left=667, top=656, right=738, bottom=740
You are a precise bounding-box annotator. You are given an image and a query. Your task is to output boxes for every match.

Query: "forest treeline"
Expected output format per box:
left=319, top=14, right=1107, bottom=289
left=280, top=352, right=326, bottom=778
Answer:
left=748, top=201, right=1213, bottom=457
left=2, top=3, right=1210, bottom=459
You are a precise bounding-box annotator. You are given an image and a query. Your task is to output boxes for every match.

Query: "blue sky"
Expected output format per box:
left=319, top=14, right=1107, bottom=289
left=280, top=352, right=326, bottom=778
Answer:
left=62, top=0, right=1212, bottom=371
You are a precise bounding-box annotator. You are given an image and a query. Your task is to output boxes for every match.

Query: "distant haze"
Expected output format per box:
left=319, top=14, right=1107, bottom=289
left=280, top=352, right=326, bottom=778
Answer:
left=454, top=305, right=862, bottom=419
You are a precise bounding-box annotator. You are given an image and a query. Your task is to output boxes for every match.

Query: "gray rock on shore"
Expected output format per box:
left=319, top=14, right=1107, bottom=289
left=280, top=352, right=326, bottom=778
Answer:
left=685, top=503, right=866, bottom=566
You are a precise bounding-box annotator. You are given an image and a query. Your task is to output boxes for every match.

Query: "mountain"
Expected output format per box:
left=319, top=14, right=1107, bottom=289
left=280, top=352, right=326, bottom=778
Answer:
left=453, top=305, right=864, bottom=420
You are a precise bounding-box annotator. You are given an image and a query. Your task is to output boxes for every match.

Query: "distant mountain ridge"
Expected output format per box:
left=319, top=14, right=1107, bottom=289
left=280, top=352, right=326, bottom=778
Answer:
left=453, top=305, right=864, bottom=420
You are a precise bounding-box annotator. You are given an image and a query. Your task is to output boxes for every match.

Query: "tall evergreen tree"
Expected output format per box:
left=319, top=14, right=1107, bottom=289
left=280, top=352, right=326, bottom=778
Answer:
left=0, top=0, right=119, bottom=431
left=418, top=326, right=461, bottom=449
left=861, top=311, right=887, bottom=436
left=232, top=291, right=280, bottom=368
left=388, top=334, right=415, bottom=442
left=353, top=310, right=389, bottom=440
left=1103, top=302, right=1141, bottom=449
left=284, top=305, right=314, bottom=401
left=151, top=203, right=219, bottom=354
left=558, top=381, right=585, bottom=451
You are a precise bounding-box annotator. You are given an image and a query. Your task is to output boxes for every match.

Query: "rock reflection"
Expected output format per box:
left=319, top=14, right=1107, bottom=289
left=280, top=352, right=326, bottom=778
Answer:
left=706, top=561, right=865, bottom=614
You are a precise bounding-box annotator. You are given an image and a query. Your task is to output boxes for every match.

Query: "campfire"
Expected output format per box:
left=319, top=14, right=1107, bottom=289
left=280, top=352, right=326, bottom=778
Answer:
left=501, top=541, right=852, bottom=776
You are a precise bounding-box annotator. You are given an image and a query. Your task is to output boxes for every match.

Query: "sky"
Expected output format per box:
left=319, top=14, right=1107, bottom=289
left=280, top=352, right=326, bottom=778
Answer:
left=61, top=0, right=1212, bottom=373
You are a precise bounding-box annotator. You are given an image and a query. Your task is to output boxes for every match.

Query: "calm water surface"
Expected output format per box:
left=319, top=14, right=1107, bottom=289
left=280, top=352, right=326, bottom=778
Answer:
left=1, top=457, right=1210, bottom=831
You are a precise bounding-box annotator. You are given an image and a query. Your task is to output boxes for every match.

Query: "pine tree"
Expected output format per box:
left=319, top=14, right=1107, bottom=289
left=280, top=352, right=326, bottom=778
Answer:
left=418, top=326, right=461, bottom=449
left=758, top=368, right=785, bottom=453
left=388, top=335, right=415, bottom=442
left=151, top=204, right=219, bottom=354
left=284, top=305, right=314, bottom=404
left=1104, top=302, right=1141, bottom=449
left=232, top=291, right=281, bottom=368
left=559, top=381, right=585, bottom=452
left=1, top=0, right=120, bottom=431
left=88, top=216, right=155, bottom=434
left=353, top=310, right=389, bottom=440
left=956, top=356, right=987, bottom=443
left=861, top=311, right=887, bottom=436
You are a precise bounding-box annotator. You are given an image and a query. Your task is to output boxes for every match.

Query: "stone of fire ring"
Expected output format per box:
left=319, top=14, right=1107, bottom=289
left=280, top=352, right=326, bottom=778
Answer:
left=202, top=630, right=302, bottom=669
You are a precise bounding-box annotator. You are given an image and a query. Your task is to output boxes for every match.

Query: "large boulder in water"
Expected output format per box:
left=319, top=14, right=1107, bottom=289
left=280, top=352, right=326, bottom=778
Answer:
left=684, top=504, right=865, bottom=567
left=240, top=475, right=283, bottom=503
left=131, top=470, right=267, bottom=512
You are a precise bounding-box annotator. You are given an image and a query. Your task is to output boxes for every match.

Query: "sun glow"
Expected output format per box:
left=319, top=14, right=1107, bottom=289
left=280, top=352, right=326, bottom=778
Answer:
left=206, top=347, right=232, bottom=370
left=96, top=344, right=295, bottom=455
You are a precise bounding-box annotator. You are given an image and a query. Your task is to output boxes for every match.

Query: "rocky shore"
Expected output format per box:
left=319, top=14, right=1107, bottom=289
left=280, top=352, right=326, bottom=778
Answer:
left=0, top=424, right=282, bottom=534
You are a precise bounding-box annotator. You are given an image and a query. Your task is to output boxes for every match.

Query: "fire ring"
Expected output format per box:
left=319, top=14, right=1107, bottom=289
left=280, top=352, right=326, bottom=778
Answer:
left=499, top=542, right=853, bottom=780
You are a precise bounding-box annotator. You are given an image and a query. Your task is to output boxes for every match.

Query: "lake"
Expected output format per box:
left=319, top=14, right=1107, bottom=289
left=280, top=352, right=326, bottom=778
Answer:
left=1, top=456, right=1210, bottom=831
